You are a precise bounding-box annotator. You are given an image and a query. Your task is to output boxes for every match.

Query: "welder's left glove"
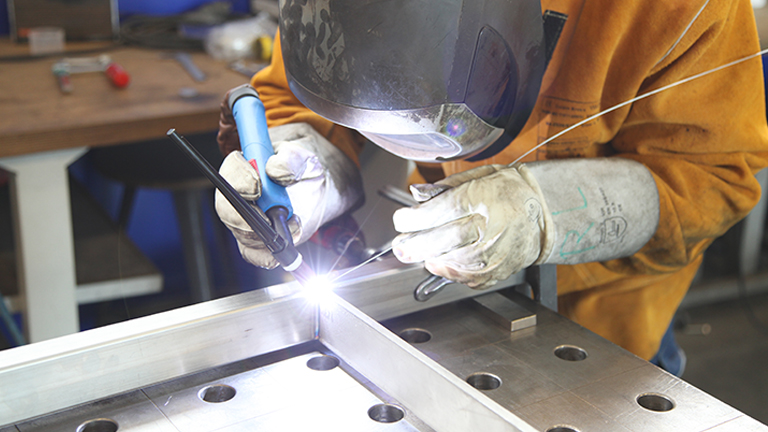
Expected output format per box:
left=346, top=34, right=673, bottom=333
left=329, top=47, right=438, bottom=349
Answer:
left=392, top=164, right=553, bottom=290
left=392, top=158, right=660, bottom=290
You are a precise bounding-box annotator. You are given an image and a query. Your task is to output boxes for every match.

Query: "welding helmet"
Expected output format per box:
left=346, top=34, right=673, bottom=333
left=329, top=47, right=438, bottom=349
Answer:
left=278, top=0, right=546, bottom=162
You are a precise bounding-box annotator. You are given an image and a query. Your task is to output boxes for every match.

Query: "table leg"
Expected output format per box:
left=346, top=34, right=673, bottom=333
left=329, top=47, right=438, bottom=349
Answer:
left=0, top=148, right=87, bottom=343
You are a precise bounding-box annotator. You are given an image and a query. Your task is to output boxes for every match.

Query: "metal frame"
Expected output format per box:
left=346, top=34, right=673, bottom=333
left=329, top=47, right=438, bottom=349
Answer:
left=0, top=258, right=527, bottom=425
left=2, top=257, right=766, bottom=431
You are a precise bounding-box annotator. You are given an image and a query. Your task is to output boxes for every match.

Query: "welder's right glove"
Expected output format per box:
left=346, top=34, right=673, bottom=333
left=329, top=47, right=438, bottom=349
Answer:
left=392, top=158, right=660, bottom=290
left=215, top=122, right=364, bottom=269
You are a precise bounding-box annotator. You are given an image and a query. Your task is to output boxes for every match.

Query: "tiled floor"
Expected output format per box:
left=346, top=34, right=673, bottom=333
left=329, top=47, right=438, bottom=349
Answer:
left=676, top=292, right=768, bottom=424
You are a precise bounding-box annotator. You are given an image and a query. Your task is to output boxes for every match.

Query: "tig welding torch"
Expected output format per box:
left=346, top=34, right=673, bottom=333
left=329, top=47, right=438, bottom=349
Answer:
left=166, top=129, right=315, bottom=286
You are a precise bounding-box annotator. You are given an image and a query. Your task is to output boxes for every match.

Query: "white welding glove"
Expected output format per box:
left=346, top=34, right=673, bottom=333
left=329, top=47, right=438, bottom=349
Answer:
left=392, top=164, right=553, bottom=290
left=392, top=158, right=660, bottom=290
left=215, top=122, right=363, bottom=269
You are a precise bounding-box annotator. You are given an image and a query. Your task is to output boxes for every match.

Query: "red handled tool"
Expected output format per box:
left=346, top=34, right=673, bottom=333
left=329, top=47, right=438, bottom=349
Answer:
left=52, top=55, right=130, bottom=94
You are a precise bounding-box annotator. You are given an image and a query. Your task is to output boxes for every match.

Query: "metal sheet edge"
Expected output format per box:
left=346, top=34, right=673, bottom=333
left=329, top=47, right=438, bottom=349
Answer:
left=0, top=286, right=313, bottom=425
left=319, top=293, right=539, bottom=432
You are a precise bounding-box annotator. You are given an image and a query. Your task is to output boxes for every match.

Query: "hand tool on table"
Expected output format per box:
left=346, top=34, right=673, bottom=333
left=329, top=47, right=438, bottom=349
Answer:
left=167, top=128, right=315, bottom=286
left=162, top=51, right=207, bottom=82
left=52, top=55, right=130, bottom=94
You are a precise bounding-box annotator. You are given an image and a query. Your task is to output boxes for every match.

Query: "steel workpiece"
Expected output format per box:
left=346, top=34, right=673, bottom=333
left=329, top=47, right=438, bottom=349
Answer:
left=0, top=258, right=765, bottom=431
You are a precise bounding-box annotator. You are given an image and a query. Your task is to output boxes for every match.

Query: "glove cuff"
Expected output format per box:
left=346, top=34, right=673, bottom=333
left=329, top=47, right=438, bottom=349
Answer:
left=516, top=164, right=556, bottom=266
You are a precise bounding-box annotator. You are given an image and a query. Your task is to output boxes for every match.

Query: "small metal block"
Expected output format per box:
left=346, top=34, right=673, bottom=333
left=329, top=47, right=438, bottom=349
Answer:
left=472, top=291, right=537, bottom=332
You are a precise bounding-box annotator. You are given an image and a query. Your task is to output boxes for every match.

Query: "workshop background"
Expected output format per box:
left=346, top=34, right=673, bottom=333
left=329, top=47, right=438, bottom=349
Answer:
left=0, top=0, right=766, bottom=425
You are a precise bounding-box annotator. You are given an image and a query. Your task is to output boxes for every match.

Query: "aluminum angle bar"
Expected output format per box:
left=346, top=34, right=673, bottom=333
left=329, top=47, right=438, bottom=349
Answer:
left=0, top=285, right=314, bottom=425
left=334, top=257, right=526, bottom=321
left=319, top=293, right=539, bottom=432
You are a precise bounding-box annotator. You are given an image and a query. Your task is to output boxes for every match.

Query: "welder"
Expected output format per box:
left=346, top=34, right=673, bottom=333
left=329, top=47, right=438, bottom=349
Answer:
left=214, top=0, right=768, bottom=376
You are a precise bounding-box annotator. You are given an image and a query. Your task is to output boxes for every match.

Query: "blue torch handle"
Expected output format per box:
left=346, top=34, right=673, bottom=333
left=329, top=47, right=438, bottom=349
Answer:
left=230, top=89, right=293, bottom=217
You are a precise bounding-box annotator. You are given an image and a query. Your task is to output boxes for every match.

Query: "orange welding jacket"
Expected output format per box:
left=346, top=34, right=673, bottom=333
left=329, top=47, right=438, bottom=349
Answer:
left=251, top=0, right=768, bottom=360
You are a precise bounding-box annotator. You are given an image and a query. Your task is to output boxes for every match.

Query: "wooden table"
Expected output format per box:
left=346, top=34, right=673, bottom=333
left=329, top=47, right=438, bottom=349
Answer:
left=0, top=39, right=248, bottom=342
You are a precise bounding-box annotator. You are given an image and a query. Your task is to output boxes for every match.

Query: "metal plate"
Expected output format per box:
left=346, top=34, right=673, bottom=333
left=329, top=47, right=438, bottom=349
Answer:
left=0, top=286, right=314, bottom=424
left=2, top=259, right=767, bottom=432
left=0, top=258, right=522, bottom=425
left=381, top=292, right=768, bottom=432
left=15, top=347, right=430, bottom=432
left=16, top=391, right=174, bottom=432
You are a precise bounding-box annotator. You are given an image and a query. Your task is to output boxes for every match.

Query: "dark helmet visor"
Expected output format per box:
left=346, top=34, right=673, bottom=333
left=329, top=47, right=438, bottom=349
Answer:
left=279, top=0, right=545, bottom=162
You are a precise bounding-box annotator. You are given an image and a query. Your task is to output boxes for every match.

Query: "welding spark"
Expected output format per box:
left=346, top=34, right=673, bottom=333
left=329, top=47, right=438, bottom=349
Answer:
left=301, top=274, right=336, bottom=306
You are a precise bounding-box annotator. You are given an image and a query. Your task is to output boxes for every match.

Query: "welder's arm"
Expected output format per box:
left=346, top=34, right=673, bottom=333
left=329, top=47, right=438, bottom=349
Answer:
left=392, top=158, right=659, bottom=289
left=215, top=122, right=363, bottom=268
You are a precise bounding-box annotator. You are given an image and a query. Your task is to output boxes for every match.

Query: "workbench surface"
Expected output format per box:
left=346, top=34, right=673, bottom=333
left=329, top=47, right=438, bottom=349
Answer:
left=0, top=39, right=247, bottom=158
left=0, top=38, right=251, bottom=343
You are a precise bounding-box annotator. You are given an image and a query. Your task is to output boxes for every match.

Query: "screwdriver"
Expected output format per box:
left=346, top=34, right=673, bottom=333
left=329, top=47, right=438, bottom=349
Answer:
left=166, top=129, right=316, bottom=286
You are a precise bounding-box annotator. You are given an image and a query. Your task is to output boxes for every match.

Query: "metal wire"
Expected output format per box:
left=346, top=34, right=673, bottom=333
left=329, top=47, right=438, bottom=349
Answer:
left=510, top=48, right=768, bottom=166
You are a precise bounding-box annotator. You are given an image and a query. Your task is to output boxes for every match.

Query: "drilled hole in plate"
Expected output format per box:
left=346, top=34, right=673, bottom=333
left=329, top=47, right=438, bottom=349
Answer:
left=546, top=427, right=580, bottom=432
left=199, top=384, right=236, bottom=403
left=466, top=372, right=502, bottom=390
left=76, top=419, right=118, bottom=432
left=307, top=354, right=341, bottom=371
left=368, top=404, right=405, bottom=423
left=399, top=328, right=432, bottom=344
left=554, top=345, right=588, bottom=361
left=637, top=393, right=675, bottom=412
left=547, top=426, right=579, bottom=432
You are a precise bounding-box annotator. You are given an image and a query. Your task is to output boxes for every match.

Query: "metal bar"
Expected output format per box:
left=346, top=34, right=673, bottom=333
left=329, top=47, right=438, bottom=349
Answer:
left=319, top=294, right=540, bottom=432
left=0, top=286, right=314, bottom=424
left=472, top=291, right=536, bottom=332
left=526, top=264, right=558, bottom=311
left=333, top=257, right=525, bottom=321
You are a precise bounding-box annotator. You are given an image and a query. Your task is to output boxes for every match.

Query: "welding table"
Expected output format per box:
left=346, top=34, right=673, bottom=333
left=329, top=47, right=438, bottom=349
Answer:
left=1, top=257, right=765, bottom=431
left=0, top=39, right=247, bottom=343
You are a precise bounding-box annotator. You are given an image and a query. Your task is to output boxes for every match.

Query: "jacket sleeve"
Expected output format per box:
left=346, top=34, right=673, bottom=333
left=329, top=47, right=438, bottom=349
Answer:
left=250, top=30, right=365, bottom=164
left=601, top=0, right=768, bottom=275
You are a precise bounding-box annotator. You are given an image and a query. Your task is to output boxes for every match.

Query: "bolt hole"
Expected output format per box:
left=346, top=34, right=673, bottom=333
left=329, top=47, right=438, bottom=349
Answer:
left=547, top=427, right=580, bottom=432
left=307, top=355, right=340, bottom=371
left=199, top=384, right=236, bottom=403
left=76, top=419, right=118, bottom=432
left=466, top=372, right=502, bottom=390
left=368, top=404, right=405, bottom=423
left=554, top=345, right=588, bottom=362
left=399, top=328, right=432, bottom=344
left=637, top=393, right=675, bottom=412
